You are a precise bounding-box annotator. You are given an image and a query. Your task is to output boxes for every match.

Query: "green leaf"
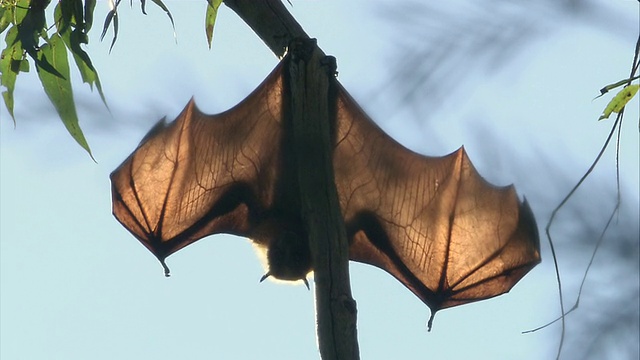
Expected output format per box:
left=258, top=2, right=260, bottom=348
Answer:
left=1, top=90, right=15, bottom=123
left=36, top=33, right=93, bottom=159
left=205, top=0, right=223, bottom=49
left=0, top=5, right=12, bottom=34
left=16, top=0, right=46, bottom=63
left=1, top=26, right=23, bottom=123
left=147, top=0, right=176, bottom=41
left=54, top=2, right=107, bottom=108
left=100, top=0, right=120, bottom=53
left=57, top=0, right=72, bottom=34
left=14, top=0, right=30, bottom=24
left=84, top=0, right=97, bottom=31
left=62, top=28, right=108, bottom=107
left=598, top=84, right=639, bottom=120
left=70, top=0, right=84, bottom=27
left=19, top=58, right=29, bottom=72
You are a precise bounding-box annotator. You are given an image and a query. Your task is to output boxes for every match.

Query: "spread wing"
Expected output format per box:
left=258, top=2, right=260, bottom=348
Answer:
left=333, top=85, right=540, bottom=320
left=110, top=63, right=288, bottom=273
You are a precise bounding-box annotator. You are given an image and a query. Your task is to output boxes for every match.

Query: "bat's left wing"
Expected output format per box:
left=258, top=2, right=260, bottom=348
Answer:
left=332, top=84, right=540, bottom=323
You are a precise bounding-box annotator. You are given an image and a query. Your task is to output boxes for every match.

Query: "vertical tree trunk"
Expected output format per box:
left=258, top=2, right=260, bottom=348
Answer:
left=224, top=1, right=360, bottom=359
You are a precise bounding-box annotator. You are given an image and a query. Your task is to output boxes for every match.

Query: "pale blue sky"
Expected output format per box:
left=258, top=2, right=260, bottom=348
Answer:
left=1, top=1, right=638, bottom=359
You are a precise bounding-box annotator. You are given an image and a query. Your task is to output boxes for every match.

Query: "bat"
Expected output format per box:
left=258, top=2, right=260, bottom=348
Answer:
left=110, top=57, right=540, bottom=326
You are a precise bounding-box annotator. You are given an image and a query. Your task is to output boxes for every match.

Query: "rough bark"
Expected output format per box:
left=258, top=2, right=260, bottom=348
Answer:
left=223, top=1, right=360, bottom=359
left=224, top=0, right=312, bottom=58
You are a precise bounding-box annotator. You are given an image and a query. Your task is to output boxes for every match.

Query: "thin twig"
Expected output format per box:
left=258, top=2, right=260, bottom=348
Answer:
left=524, top=32, right=640, bottom=360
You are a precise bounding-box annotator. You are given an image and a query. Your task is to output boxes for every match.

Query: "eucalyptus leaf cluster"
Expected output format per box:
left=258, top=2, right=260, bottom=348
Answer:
left=0, top=0, right=222, bottom=158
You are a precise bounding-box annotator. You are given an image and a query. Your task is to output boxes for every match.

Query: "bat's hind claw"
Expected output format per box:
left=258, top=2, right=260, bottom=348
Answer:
left=260, top=272, right=271, bottom=283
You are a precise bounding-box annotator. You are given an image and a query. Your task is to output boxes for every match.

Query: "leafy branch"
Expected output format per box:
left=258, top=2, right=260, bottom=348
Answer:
left=1, top=0, right=103, bottom=158
left=0, top=0, right=224, bottom=158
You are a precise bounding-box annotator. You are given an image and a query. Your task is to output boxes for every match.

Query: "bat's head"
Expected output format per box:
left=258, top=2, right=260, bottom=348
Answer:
left=257, top=230, right=313, bottom=286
